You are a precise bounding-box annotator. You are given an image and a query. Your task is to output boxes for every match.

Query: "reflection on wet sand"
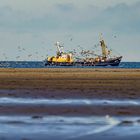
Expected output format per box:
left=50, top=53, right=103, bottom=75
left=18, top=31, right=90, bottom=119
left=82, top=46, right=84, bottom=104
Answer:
left=0, top=116, right=140, bottom=140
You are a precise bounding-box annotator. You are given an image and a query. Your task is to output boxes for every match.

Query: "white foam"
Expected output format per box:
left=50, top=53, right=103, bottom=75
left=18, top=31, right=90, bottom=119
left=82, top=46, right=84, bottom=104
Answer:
left=0, top=97, right=140, bottom=106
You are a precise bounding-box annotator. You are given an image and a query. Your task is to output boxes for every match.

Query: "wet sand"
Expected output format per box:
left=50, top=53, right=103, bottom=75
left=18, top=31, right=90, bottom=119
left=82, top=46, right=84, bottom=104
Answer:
left=0, top=68, right=139, bottom=98
left=0, top=105, right=140, bottom=116
left=0, top=68, right=140, bottom=115
left=0, top=68, right=140, bottom=140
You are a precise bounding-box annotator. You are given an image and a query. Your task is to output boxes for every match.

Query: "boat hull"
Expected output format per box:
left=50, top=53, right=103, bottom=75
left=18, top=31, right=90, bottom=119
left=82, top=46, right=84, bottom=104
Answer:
left=45, top=56, right=122, bottom=67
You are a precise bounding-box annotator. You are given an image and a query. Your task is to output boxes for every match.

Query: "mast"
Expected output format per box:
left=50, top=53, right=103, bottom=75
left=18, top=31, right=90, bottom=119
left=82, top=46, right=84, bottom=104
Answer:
left=99, top=34, right=108, bottom=59
left=55, top=42, right=64, bottom=56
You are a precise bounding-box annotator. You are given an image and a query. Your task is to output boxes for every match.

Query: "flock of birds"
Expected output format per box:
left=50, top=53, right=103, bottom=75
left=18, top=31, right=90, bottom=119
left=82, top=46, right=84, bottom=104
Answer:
left=1, top=45, right=48, bottom=61
left=0, top=34, right=119, bottom=62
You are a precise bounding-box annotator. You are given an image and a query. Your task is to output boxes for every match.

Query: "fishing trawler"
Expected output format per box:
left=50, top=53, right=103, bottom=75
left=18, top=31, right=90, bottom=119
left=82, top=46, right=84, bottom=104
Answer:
left=45, top=37, right=122, bottom=67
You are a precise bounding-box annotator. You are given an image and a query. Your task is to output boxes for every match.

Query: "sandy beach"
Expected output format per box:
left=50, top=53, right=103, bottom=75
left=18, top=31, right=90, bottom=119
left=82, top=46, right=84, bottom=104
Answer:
left=0, top=68, right=140, bottom=115
left=0, top=68, right=140, bottom=140
left=0, top=68, right=139, bottom=97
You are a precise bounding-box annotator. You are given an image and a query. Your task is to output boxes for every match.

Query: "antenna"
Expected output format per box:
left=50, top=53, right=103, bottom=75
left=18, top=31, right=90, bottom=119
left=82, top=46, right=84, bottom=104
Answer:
left=55, top=41, right=64, bottom=55
left=99, top=33, right=103, bottom=41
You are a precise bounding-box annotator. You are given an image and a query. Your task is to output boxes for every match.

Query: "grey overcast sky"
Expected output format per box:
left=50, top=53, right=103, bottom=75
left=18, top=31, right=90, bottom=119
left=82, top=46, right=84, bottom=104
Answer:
left=0, top=0, right=140, bottom=61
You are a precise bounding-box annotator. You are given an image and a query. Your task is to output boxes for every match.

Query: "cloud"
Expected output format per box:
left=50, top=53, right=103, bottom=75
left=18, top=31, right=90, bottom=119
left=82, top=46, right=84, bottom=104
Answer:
left=96, top=2, right=140, bottom=33
left=0, top=1, right=139, bottom=33
left=55, top=3, right=75, bottom=12
left=0, top=4, right=99, bottom=32
left=0, top=0, right=139, bottom=10
left=0, top=1, right=140, bottom=61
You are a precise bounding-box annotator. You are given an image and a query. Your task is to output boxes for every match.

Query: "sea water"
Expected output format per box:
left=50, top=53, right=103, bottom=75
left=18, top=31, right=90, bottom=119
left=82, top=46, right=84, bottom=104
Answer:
left=0, top=61, right=140, bottom=68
